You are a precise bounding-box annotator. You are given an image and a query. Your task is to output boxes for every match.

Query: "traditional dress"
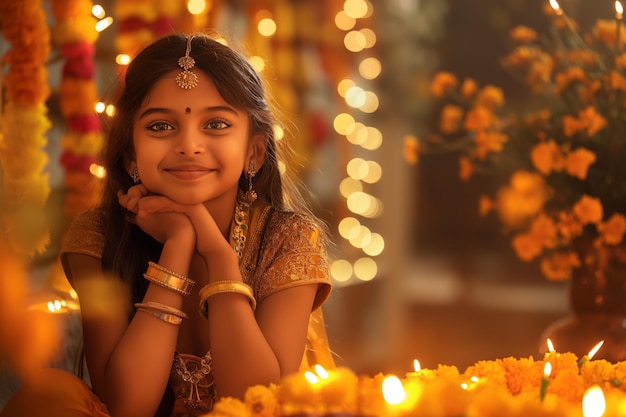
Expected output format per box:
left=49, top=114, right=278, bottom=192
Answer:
left=1, top=198, right=333, bottom=417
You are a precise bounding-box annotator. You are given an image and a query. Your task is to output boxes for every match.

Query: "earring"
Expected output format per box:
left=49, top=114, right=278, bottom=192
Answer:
left=245, top=161, right=257, bottom=205
left=131, top=167, right=141, bottom=184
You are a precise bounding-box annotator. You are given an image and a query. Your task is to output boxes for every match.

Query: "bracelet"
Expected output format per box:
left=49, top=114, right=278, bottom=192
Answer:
left=198, top=281, right=256, bottom=319
left=136, top=307, right=183, bottom=325
left=143, top=261, right=195, bottom=296
left=134, top=301, right=188, bottom=319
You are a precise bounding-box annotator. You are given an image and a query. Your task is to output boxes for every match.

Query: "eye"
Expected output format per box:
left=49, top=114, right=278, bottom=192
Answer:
left=205, top=118, right=231, bottom=130
left=147, top=121, right=174, bottom=132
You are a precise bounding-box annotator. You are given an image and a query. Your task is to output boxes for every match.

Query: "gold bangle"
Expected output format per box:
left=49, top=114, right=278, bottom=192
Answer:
left=143, top=261, right=195, bottom=296
left=134, top=301, right=188, bottom=319
left=136, top=307, right=183, bottom=325
left=198, top=281, right=256, bottom=319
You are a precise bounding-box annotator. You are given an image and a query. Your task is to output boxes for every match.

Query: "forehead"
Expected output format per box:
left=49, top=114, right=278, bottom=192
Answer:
left=139, top=70, right=237, bottom=112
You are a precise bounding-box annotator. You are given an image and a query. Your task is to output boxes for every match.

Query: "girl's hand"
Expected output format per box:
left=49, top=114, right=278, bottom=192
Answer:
left=118, top=188, right=195, bottom=245
left=137, top=196, right=233, bottom=261
left=117, top=184, right=149, bottom=214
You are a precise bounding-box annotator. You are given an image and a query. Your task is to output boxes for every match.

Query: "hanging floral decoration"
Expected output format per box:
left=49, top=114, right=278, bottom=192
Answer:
left=48, top=0, right=104, bottom=218
left=114, top=0, right=181, bottom=66
left=0, top=0, right=52, bottom=256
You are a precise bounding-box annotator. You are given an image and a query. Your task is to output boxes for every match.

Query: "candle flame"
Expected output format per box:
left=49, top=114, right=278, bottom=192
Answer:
left=588, top=341, right=604, bottom=360
left=550, top=0, right=561, bottom=13
left=382, top=375, right=406, bottom=405
left=413, top=359, right=421, bottom=372
left=582, top=385, right=606, bottom=417
left=314, top=364, right=329, bottom=379
left=617, top=0, right=624, bottom=17
left=543, top=362, right=552, bottom=378
left=304, top=371, right=319, bottom=384
left=546, top=338, right=555, bottom=353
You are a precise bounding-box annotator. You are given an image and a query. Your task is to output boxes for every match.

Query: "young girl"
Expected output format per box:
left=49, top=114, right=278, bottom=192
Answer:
left=1, top=33, right=333, bottom=417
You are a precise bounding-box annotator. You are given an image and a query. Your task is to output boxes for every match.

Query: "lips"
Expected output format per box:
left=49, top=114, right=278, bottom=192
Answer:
left=164, top=164, right=214, bottom=180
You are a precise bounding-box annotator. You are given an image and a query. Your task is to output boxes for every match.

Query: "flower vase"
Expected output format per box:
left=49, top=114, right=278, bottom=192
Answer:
left=540, top=243, right=626, bottom=363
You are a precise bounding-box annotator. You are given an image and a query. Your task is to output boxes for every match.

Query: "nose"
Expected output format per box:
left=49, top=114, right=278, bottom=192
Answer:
left=175, top=129, right=205, bottom=155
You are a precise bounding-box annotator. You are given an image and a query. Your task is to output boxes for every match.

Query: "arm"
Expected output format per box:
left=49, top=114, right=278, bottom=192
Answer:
left=64, top=207, right=196, bottom=417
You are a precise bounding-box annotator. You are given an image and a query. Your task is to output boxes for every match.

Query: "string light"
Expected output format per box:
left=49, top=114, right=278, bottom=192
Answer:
left=331, top=2, right=384, bottom=285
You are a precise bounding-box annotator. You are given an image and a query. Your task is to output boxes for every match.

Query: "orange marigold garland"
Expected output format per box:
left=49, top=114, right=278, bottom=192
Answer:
left=48, top=0, right=104, bottom=217
left=0, top=0, right=52, bottom=256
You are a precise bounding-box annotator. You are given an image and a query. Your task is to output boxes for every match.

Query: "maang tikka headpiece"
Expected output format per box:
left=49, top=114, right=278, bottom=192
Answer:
left=176, top=36, right=198, bottom=89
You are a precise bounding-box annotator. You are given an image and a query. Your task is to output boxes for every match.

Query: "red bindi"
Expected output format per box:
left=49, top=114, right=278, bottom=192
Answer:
left=185, top=107, right=191, bottom=114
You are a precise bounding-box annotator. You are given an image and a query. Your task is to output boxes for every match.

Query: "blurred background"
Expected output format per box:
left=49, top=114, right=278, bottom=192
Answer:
left=0, top=0, right=612, bottom=408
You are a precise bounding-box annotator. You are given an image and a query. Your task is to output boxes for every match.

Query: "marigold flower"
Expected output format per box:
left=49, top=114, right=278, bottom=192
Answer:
left=529, top=214, right=558, bottom=249
left=565, top=147, right=596, bottom=180
left=473, top=131, right=508, bottom=160
left=556, top=211, right=585, bottom=242
left=475, top=85, right=505, bottom=109
left=245, top=384, right=277, bottom=417
left=464, top=106, right=495, bottom=132
left=616, top=52, right=626, bottom=69
left=562, top=114, right=582, bottom=138
left=573, top=195, right=603, bottom=225
left=512, top=232, right=544, bottom=261
left=554, top=67, right=587, bottom=94
left=549, top=368, right=585, bottom=404
left=495, top=171, right=550, bottom=228
left=530, top=140, right=565, bottom=175
left=592, top=19, right=626, bottom=46
left=460, top=78, right=478, bottom=98
left=540, top=251, right=581, bottom=281
left=439, top=104, right=464, bottom=134
left=597, top=213, right=626, bottom=245
left=430, top=71, right=458, bottom=98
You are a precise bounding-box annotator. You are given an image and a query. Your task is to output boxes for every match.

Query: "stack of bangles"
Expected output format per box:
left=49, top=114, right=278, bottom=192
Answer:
left=199, top=280, right=256, bottom=319
left=137, top=261, right=195, bottom=325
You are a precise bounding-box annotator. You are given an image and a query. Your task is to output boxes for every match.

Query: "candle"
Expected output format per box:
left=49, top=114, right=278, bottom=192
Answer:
left=548, top=0, right=589, bottom=50
left=582, top=385, right=606, bottom=417
left=578, top=340, right=605, bottom=368
left=617, top=1, right=624, bottom=50
left=540, top=362, right=552, bottom=402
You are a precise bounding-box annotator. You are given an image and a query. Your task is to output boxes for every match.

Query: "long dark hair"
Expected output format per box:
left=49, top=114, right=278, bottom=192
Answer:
left=99, top=33, right=318, bottom=302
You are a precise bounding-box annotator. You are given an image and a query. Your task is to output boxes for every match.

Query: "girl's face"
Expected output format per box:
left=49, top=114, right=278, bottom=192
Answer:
left=132, top=70, right=261, bottom=207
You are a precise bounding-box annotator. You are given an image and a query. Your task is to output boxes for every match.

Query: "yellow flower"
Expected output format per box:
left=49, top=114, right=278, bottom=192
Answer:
left=530, top=140, right=565, bottom=175
left=540, top=251, right=581, bottom=281
left=209, top=396, right=250, bottom=417
left=565, top=147, right=596, bottom=180
left=549, top=368, right=585, bottom=404
left=430, top=71, right=458, bottom=98
left=439, top=104, right=464, bottom=134
left=597, top=213, right=626, bottom=245
left=573, top=195, right=603, bottom=225
left=244, top=385, right=277, bottom=417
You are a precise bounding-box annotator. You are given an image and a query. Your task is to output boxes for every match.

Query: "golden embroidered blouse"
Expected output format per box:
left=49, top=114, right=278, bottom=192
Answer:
left=60, top=202, right=333, bottom=417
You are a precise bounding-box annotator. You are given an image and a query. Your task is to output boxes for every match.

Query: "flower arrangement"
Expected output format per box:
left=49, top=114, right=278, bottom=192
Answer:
left=0, top=0, right=52, bottom=256
left=202, top=354, right=626, bottom=417
left=404, top=1, right=626, bottom=283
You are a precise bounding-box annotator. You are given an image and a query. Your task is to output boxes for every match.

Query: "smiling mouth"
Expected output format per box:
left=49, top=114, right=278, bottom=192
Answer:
left=165, top=168, right=214, bottom=180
